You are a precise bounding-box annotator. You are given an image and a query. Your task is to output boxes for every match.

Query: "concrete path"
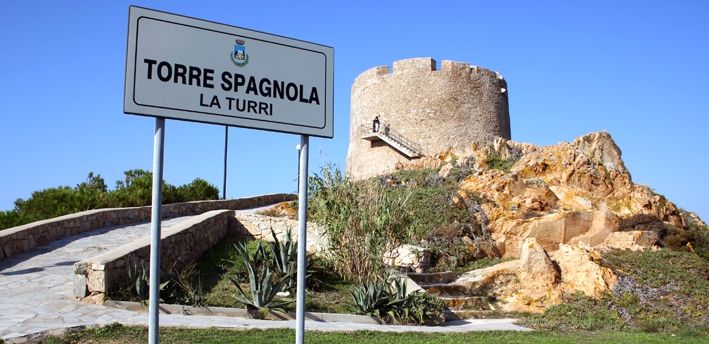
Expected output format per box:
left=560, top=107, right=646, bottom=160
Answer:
left=0, top=207, right=528, bottom=341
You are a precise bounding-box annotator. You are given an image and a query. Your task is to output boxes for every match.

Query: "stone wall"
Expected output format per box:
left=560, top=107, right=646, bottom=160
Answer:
left=233, top=213, right=329, bottom=255
left=73, top=210, right=236, bottom=299
left=346, top=57, right=511, bottom=180
left=0, top=193, right=294, bottom=260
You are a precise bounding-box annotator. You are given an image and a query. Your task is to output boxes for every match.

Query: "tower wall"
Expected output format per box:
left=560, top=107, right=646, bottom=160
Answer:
left=346, top=57, right=511, bottom=179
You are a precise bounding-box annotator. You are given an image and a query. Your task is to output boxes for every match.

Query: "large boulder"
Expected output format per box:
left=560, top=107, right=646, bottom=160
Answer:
left=601, top=230, right=660, bottom=251
left=516, top=238, right=561, bottom=311
left=549, top=244, right=617, bottom=298
left=382, top=244, right=431, bottom=272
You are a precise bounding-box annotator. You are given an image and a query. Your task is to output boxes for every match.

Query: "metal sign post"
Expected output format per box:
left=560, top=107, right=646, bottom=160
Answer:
left=148, top=117, right=165, bottom=344
left=295, top=135, right=309, bottom=344
left=295, top=144, right=302, bottom=193
left=223, top=126, right=229, bottom=199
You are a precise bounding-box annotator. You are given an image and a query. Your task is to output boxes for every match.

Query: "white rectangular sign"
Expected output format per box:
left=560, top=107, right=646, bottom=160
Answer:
left=124, top=6, right=334, bottom=138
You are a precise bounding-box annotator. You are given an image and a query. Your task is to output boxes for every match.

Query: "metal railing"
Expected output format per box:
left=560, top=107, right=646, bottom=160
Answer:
left=358, top=124, right=422, bottom=155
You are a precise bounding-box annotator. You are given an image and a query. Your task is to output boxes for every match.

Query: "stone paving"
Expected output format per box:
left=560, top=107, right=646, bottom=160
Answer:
left=0, top=207, right=528, bottom=341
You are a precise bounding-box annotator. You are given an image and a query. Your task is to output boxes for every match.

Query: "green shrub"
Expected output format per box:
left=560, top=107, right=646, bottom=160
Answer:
left=385, top=168, right=472, bottom=240
left=0, top=170, right=220, bottom=230
left=351, top=280, right=391, bottom=315
left=171, top=263, right=207, bottom=307
left=126, top=264, right=149, bottom=301
left=308, top=166, right=395, bottom=283
left=664, top=212, right=709, bottom=262
left=0, top=210, right=34, bottom=230
left=110, top=169, right=172, bottom=207
left=175, top=178, right=220, bottom=202
left=123, top=263, right=172, bottom=303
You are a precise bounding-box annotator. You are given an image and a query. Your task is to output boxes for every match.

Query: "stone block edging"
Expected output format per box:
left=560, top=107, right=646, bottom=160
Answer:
left=103, top=300, right=382, bottom=324
left=0, top=193, right=295, bottom=260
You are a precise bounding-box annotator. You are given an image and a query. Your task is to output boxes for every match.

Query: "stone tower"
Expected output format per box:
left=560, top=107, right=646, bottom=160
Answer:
left=346, top=57, right=511, bottom=180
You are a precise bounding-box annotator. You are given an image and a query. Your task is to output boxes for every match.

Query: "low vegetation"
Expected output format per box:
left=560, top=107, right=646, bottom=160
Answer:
left=0, top=169, right=220, bottom=230
left=520, top=249, right=709, bottom=334
left=308, top=165, right=491, bottom=283
left=484, top=152, right=517, bottom=172
left=114, top=219, right=443, bottom=325
left=665, top=212, right=709, bottom=262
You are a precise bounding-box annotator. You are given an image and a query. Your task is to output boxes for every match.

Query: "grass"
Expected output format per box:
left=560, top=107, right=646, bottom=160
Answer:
left=484, top=153, right=516, bottom=172
left=45, top=324, right=709, bottom=344
left=453, top=257, right=513, bottom=273
left=429, top=256, right=513, bottom=273
left=519, top=249, right=709, bottom=334
left=520, top=293, right=625, bottom=331
left=195, top=236, right=264, bottom=307
left=300, top=257, right=357, bottom=314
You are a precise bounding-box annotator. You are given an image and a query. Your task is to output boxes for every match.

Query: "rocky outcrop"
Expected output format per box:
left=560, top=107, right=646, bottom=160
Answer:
left=454, top=238, right=617, bottom=313
left=398, top=131, right=690, bottom=257
left=353, top=130, right=706, bottom=314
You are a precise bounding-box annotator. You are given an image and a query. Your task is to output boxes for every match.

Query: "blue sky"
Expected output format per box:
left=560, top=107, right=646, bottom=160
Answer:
left=1, top=1, right=707, bottom=220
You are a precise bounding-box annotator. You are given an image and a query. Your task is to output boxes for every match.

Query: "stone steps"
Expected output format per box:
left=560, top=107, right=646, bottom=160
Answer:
left=438, top=296, right=492, bottom=310
left=444, top=309, right=500, bottom=321
left=407, top=271, right=457, bottom=285
left=409, top=271, right=499, bottom=320
left=418, top=283, right=469, bottom=297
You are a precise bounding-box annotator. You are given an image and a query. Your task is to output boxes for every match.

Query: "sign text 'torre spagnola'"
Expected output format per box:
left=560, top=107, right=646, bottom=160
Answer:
left=142, top=59, right=320, bottom=116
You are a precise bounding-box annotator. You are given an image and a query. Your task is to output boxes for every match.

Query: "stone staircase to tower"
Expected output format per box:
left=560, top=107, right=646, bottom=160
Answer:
left=359, top=124, right=423, bottom=158
left=407, top=271, right=498, bottom=320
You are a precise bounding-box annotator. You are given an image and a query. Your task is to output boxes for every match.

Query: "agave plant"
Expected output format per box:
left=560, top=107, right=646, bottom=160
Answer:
left=127, top=263, right=148, bottom=300
left=228, top=241, right=293, bottom=317
left=350, top=279, right=391, bottom=317
left=127, top=263, right=172, bottom=303
left=351, top=274, right=445, bottom=325
left=269, top=227, right=298, bottom=290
